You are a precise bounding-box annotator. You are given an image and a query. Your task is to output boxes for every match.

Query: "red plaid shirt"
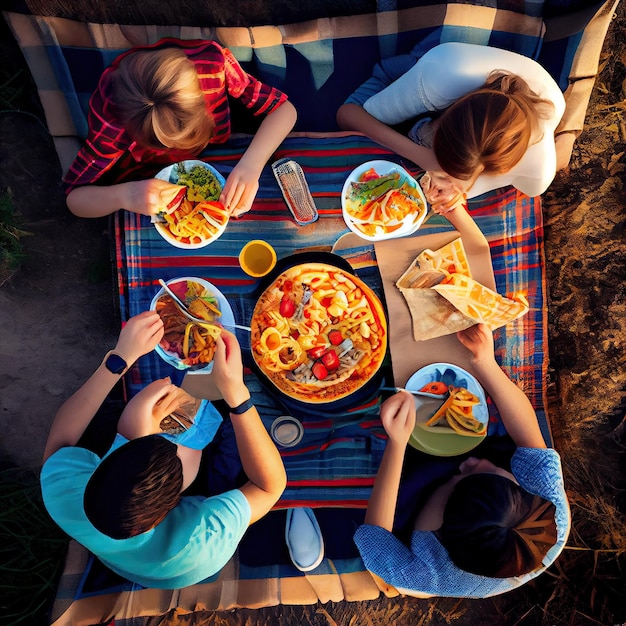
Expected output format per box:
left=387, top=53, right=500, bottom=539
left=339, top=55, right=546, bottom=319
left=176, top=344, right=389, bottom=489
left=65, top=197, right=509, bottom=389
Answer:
left=63, top=39, right=288, bottom=193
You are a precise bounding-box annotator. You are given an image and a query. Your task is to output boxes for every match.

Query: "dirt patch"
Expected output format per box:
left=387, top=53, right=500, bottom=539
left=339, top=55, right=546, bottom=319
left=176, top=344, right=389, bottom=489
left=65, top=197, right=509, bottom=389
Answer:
left=0, top=111, right=118, bottom=470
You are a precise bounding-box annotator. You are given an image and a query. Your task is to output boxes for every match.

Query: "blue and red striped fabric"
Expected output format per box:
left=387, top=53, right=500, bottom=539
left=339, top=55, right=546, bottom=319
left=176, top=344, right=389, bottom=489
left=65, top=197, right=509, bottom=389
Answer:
left=114, top=132, right=550, bottom=511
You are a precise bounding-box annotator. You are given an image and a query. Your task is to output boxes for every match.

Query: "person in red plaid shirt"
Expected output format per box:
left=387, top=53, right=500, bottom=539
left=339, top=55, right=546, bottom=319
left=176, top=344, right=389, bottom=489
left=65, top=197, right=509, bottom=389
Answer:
left=64, top=38, right=296, bottom=218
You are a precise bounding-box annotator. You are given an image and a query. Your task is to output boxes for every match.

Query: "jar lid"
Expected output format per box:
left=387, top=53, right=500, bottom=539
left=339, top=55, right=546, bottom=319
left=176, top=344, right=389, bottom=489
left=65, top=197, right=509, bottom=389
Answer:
left=270, top=416, right=304, bottom=447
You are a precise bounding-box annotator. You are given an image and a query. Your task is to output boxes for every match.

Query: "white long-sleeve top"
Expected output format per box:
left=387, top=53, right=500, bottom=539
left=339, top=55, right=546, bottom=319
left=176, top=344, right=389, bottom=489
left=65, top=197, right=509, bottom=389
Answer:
left=362, top=42, right=565, bottom=198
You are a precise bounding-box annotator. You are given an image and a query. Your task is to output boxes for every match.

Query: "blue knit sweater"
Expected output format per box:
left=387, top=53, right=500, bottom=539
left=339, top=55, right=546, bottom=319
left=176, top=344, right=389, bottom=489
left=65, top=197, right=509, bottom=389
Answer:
left=354, top=447, right=570, bottom=598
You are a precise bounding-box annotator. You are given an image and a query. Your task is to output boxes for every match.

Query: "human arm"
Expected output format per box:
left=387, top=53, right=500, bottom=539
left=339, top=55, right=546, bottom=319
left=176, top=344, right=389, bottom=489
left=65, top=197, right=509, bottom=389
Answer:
left=67, top=179, right=187, bottom=218
left=42, top=311, right=164, bottom=462
left=555, top=131, right=576, bottom=171
left=220, top=100, right=297, bottom=217
left=336, top=103, right=440, bottom=172
left=441, top=204, right=496, bottom=291
left=63, top=74, right=184, bottom=219
left=364, top=391, right=416, bottom=529
left=456, top=324, right=546, bottom=448
left=210, top=330, right=286, bottom=523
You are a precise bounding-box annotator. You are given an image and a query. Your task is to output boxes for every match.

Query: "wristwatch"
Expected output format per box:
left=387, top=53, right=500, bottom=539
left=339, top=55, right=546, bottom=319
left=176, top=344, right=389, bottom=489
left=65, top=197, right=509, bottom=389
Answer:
left=102, top=350, right=128, bottom=375
left=228, top=397, right=254, bottom=415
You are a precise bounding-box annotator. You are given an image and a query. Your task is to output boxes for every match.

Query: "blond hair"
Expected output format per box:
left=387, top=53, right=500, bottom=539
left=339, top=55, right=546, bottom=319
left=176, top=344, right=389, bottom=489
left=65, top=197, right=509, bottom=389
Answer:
left=110, top=47, right=214, bottom=153
left=433, top=71, right=554, bottom=181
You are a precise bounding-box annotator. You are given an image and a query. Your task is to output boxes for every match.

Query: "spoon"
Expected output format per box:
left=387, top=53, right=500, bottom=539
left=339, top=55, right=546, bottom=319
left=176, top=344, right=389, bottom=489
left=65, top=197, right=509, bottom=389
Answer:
left=381, top=385, right=449, bottom=399
left=157, top=279, right=251, bottom=332
left=381, top=386, right=456, bottom=433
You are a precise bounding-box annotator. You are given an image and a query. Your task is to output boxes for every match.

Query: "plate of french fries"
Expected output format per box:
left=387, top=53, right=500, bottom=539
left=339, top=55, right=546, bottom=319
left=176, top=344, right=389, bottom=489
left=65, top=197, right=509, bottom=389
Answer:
left=341, top=160, right=427, bottom=241
left=405, top=363, right=488, bottom=456
left=154, top=160, right=229, bottom=249
left=150, top=276, right=235, bottom=374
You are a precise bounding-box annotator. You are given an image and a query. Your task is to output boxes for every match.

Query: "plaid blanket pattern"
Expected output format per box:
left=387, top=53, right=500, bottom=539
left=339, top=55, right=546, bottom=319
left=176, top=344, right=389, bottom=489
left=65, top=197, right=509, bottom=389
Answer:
left=47, top=132, right=550, bottom=623
left=3, top=1, right=560, bottom=176
left=5, top=1, right=615, bottom=161
left=116, top=133, right=551, bottom=443
left=6, top=0, right=603, bottom=618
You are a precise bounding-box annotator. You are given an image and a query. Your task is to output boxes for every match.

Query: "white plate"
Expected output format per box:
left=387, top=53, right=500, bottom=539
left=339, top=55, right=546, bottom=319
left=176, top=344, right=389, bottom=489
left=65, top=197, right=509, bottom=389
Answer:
left=341, top=160, right=427, bottom=242
left=405, top=363, right=488, bottom=456
left=150, top=276, right=235, bottom=374
left=154, top=160, right=227, bottom=249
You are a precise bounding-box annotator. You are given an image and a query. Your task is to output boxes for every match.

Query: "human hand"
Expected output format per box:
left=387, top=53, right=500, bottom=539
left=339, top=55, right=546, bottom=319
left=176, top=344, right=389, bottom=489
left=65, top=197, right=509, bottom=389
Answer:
left=456, top=323, right=495, bottom=365
left=114, top=310, right=164, bottom=365
left=380, top=391, right=416, bottom=446
left=122, top=179, right=187, bottom=216
left=219, top=163, right=260, bottom=218
left=119, top=378, right=195, bottom=436
left=211, top=330, right=250, bottom=408
left=422, top=171, right=469, bottom=215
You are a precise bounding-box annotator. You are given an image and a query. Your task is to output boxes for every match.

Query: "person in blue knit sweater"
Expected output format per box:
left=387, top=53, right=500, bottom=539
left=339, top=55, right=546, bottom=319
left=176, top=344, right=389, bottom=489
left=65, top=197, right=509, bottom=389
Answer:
left=354, top=323, right=570, bottom=598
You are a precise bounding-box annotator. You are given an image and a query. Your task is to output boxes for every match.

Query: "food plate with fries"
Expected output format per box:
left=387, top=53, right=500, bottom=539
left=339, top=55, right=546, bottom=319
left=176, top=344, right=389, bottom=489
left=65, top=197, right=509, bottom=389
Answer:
left=150, top=276, right=235, bottom=374
left=405, top=363, right=488, bottom=456
left=154, top=160, right=229, bottom=249
left=341, top=160, right=427, bottom=241
left=250, top=260, right=388, bottom=404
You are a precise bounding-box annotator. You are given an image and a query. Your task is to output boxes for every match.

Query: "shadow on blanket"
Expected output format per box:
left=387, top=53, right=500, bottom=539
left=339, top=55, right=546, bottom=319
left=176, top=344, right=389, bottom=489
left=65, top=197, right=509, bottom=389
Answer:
left=75, top=392, right=516, bottom=602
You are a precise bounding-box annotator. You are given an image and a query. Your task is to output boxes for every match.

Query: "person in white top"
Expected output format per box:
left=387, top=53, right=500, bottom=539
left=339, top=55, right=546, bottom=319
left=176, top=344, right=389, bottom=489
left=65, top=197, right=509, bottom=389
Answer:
left=337, top=42, right=573, bottom=212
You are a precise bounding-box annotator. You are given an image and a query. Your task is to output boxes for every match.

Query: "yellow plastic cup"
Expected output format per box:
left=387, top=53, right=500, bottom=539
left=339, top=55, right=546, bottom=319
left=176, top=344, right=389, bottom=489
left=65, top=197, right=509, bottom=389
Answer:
left=239, top=239, right=277, bottom=278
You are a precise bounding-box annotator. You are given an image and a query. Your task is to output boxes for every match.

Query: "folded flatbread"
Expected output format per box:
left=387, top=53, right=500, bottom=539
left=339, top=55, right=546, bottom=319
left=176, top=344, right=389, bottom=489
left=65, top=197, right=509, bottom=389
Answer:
left=396, top=238, right=528, bottom=340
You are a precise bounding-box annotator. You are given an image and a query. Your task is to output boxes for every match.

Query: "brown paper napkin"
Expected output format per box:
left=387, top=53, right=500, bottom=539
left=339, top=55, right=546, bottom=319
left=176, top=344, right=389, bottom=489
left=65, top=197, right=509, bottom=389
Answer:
left=374, top=231, right=494, bottom=388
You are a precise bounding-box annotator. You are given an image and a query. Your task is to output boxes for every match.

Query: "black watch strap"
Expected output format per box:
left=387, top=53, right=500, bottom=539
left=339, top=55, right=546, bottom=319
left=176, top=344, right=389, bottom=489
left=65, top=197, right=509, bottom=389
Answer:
left=228, top=397, right=254, bottom=415
left=103, top=351, right=127, bottom=375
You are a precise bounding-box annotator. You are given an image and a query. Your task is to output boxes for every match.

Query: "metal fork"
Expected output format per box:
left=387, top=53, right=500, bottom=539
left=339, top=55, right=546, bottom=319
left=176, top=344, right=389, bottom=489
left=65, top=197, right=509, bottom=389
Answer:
left=157, top=279, right=251, bottom=331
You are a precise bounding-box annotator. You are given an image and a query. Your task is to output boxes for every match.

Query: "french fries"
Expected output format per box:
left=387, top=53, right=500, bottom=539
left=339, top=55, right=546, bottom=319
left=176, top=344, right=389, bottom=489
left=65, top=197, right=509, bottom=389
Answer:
left=424, top=386, right=486, bottom=437
left=161, top=199, right=229, bottom=246
left=155, top=282, right=223, bottom=367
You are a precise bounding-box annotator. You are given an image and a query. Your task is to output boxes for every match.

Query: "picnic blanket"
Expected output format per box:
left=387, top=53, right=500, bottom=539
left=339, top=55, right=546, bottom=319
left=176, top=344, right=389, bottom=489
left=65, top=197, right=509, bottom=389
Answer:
left=3, top=0, right=619, bottom=173
left=49, top=134, right=547, bottom=624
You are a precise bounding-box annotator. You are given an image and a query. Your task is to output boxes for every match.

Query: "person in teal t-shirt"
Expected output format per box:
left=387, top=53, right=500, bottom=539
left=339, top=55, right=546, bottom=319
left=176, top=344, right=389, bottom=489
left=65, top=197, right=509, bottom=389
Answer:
left=41, top=310, right=286, bottom=589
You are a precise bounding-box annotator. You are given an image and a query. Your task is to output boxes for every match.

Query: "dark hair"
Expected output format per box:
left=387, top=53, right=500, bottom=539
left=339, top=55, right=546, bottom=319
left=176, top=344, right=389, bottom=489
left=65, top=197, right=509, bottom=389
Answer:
left=84, top=435, right=183, bottom=539
left=433, top=71, right=554, bottom=181
left=438, top=474, right=557, bottom=578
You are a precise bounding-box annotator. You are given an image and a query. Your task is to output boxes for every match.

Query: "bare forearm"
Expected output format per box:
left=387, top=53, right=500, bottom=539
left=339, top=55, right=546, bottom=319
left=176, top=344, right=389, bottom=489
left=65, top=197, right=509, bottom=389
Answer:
left=337, top=103, right=439, bottom=171
left=238, top=101, right=297, bottom=174
left=472, top=359, right=546, bottom=448
left=555, top=131, right=576, bottom=171
left=232, top=410, right=285, bottom=489
left=67, top=184, right=130, bottom=218
left=364, top=440, right=406, bottom=530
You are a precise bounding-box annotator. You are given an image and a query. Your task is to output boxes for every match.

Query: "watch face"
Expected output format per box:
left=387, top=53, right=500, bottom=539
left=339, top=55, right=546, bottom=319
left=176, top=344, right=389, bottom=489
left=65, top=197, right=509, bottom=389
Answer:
left=105, top=353, right=127, bottom=375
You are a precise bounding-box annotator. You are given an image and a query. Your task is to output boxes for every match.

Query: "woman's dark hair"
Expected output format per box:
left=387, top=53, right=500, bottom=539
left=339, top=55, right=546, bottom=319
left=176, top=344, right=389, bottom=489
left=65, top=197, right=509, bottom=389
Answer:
left=438, top=473, right=557, bottom=578
left=84, top=435, right=183, bottom=540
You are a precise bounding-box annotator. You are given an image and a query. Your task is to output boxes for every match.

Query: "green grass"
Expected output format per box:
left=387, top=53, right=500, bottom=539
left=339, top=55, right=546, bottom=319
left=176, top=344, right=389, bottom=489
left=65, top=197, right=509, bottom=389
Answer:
left=0, top=468, right=68, bottom=626
left=0, top=191, right=30, bottom=286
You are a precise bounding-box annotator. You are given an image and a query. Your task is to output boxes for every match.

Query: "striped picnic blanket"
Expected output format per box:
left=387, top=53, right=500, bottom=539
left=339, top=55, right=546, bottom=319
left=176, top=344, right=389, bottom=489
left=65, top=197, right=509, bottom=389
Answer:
left=114, top=130, right=552, bottom=509
left=6, top=0, right=617, bottom=176
left=6, top=0, right=615, bottom=620
left=47, top=132, right=549, bottom=623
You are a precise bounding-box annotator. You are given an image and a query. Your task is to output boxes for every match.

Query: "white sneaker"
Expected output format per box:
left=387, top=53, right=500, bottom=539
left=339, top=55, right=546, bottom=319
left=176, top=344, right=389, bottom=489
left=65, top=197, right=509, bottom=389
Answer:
left=285, top=507, right=324, bottom=572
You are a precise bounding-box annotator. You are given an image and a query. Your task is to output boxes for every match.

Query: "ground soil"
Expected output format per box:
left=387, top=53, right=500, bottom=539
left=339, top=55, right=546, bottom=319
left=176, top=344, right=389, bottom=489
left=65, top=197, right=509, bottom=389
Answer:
left=0, top=4, right=624, bottom=625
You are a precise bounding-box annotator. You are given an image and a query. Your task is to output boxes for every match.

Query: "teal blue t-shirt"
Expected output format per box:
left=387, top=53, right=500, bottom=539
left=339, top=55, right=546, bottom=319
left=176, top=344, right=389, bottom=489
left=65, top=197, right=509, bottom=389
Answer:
left=41, top=400, right=251, bottom=589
